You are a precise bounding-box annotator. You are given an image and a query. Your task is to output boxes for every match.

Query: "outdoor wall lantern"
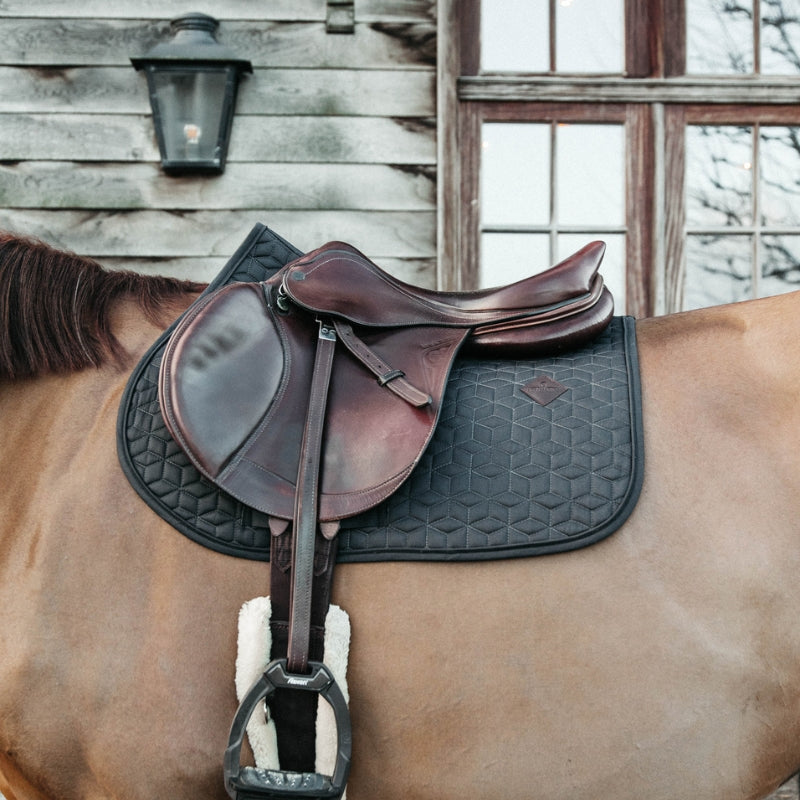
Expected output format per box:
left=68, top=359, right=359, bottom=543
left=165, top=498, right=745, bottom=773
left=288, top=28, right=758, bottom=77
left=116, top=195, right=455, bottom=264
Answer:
left=131, top=12, right=252, bottom=174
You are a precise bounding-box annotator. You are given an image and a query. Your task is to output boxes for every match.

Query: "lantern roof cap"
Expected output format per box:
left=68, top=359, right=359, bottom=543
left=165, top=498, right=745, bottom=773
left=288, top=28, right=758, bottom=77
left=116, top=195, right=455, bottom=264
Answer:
left=131, top=12, right=252, bottom=72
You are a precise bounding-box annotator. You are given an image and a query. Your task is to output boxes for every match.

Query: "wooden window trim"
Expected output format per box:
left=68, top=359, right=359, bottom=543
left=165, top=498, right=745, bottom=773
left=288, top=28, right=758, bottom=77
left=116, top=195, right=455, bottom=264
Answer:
left=437, top=0, right=474, bottom=289
left=662, top=0, right=686, bottom=77
left=683, top=104, right=800, bottom=124
left=457, top=76, right=800, bottom=106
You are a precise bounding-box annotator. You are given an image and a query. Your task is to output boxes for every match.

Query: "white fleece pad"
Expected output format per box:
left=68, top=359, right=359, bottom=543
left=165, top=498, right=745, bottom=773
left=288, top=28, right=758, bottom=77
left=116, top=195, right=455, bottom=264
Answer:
left=235, top=596, right=351, bottom=776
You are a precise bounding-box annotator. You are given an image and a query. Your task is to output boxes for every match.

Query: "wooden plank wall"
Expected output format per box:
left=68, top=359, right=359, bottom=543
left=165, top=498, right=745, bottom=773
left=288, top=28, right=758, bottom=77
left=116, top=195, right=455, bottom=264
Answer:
left=0, top=0, right=437, bottom=286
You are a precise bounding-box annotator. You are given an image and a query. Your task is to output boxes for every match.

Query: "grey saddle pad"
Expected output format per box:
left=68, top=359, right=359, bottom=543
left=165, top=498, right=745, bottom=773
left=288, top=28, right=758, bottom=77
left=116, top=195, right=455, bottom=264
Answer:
left=117, top=224, right=644, bottom=563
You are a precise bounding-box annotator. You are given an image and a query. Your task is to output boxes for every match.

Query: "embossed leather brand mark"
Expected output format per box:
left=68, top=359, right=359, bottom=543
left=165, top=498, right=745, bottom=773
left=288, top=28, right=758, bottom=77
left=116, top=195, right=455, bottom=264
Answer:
left=521, top=375, right=568, bottom=406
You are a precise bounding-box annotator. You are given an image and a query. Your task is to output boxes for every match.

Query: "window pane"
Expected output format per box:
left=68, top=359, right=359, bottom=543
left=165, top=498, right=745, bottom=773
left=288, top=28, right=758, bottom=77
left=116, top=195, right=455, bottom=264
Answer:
left=760, top=127, right=800, bottom=226
left=556, top=0, right=623, bottom=73
left=761, top=2, right=800, bottom=74
left=686, top=126, right=753, bottom=228
left=687, top=0, right=754, bottom=74
left=557, top=124, right=624, bottom=226
left=480, top=233, right=551, bottom=288
left=684, top=234, right=753, bottom=310
left=481, top=123, right=550, bottom=226
left=762, top=235, right=800, bottom=295
left=481, top=0, right=549, bottom=72
left=559, top=233, right=626, bottom=311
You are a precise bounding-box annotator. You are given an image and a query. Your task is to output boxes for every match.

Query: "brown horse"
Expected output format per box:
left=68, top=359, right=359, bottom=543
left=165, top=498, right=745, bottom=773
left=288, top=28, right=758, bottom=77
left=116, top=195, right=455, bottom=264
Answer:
left=1, top=230, right=800, bottom=800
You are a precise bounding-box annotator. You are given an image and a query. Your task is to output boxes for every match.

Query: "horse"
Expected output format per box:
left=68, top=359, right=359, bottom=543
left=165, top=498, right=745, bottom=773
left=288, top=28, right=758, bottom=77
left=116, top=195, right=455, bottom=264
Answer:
left=1, top=229, right=800, bottom=800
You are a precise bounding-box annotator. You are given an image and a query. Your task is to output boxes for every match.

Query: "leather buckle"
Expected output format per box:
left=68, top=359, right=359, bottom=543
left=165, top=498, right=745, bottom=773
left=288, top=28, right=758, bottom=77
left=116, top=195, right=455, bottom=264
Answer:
left=224, top=660, right=352, bottom=800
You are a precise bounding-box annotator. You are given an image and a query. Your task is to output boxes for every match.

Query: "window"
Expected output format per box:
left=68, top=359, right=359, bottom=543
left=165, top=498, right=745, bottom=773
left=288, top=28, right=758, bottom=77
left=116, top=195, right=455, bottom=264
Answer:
left=684, top=123, right=800, bottom=308
left=442, top=0, right=800, bottom=315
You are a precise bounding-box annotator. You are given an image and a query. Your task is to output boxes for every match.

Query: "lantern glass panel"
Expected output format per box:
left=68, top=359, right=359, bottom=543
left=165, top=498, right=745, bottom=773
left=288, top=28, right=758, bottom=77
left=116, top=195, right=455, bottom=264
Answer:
left=150, top=67, right=231, bottom=168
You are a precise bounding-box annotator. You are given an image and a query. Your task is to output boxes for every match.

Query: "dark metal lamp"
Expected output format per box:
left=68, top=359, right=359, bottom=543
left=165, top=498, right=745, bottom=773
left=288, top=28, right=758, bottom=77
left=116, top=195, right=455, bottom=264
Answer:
left=131, top=13, right=252, bottom=174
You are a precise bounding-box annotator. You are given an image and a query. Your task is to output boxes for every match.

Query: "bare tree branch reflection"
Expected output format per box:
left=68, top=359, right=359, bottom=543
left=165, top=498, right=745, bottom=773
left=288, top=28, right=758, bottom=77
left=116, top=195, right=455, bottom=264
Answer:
left=762, top=0, right=800, bottom=72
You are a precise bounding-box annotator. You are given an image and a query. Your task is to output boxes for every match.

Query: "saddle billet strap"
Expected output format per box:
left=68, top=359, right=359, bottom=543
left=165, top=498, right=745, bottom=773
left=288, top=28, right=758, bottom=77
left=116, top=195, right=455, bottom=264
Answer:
left=333, top=320, right=431, bottom=407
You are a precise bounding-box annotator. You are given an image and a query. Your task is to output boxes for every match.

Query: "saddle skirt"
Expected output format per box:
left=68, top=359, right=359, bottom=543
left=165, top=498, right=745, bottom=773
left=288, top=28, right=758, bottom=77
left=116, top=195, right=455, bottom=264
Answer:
left=117, top=224, right=644, bottom=562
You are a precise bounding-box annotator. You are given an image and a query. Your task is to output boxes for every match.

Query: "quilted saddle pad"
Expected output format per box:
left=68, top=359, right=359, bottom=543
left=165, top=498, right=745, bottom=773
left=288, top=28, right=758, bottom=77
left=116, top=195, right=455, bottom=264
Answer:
left=117, top=224, right=644, bottom=563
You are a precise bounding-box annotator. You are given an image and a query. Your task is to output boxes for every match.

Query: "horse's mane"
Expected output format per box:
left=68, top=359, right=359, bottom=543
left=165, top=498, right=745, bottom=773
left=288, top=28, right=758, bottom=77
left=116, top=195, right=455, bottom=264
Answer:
left=0, top=231, right=206, bottom=379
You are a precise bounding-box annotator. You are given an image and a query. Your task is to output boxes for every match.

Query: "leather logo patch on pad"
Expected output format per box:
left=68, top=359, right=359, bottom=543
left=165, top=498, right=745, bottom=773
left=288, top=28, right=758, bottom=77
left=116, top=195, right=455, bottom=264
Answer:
left=521, top=375, right=568, bottom=406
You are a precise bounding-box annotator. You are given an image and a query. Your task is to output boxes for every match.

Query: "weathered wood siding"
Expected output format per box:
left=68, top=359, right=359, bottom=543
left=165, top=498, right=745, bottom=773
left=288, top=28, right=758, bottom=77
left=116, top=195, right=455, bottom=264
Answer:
left=0, top=1, right=437, bottom=285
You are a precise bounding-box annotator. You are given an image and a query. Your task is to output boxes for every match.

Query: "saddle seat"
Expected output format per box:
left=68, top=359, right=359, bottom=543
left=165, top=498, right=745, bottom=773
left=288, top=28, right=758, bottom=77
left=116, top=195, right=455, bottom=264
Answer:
left=283, top=240, right=603, bottom=322
left=159, top=240, right=614, bottom=525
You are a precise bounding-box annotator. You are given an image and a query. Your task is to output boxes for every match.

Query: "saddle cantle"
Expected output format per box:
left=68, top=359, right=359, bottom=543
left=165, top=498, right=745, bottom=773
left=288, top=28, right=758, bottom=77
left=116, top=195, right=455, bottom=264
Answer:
left=158, top=240, right=614, bottom=526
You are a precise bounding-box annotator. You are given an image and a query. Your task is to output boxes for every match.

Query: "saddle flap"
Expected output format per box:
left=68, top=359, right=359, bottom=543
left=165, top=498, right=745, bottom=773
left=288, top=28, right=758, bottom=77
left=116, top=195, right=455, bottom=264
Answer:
left=159, top=283, right=284, bottom=478
left=159, top=280, right=466, bottom=522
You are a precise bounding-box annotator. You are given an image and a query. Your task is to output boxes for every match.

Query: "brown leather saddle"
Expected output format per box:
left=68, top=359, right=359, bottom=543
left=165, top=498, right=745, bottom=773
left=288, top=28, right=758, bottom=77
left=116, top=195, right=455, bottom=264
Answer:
left=158, top=240, right=613, bottom=800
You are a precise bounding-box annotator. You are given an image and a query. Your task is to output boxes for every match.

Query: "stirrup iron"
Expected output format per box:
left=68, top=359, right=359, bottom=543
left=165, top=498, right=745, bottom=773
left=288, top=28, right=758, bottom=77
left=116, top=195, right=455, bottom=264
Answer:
left=224, top=659, right=352, bottom=800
